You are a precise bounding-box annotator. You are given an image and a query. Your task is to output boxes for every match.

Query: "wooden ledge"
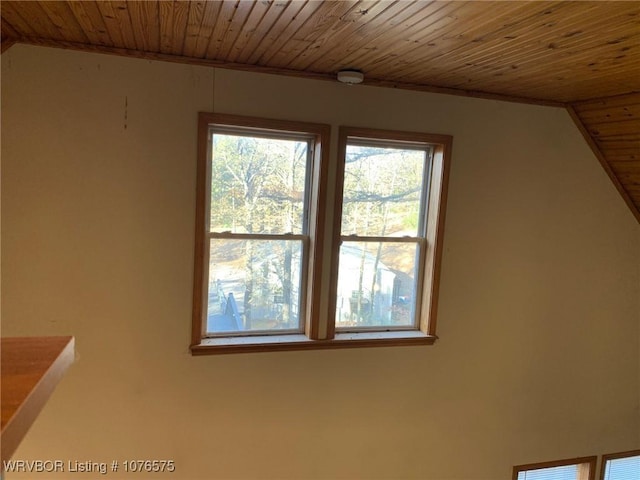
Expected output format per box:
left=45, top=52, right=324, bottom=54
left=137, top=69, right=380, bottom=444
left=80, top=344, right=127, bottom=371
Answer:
left=1, top=336, right=75, bottom=466
left=191, top=331, right=436, bottom=355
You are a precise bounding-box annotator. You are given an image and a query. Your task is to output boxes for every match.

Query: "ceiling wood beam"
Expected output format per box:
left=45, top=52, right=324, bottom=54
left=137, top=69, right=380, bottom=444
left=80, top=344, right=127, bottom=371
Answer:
left=567, top=105, right=640, bottom=223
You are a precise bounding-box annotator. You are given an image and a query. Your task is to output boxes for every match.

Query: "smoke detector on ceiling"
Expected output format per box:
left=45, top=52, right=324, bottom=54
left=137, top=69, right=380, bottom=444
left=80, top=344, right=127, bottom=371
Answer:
left=337, top=69, right=364, bottom=84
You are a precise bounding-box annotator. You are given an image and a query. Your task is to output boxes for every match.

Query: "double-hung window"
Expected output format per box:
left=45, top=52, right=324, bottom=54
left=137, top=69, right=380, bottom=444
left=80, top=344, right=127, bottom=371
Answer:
left=191, top=113, right=329, bottom=353
left=329, top=127, right=451, bottom=340
left=191, top=115, right=452, bottom=354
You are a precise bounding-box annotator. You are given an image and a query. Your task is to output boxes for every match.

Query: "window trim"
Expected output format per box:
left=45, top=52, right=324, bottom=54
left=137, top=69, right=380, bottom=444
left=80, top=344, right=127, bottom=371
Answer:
left=191, top=116, right=452, bottom=355
left=599, top=449, right=640, bottom=480
left=327, top=126, right=452, bottom=340
left=512, top=456, right=597, bottom=480
left=191, top=113, right=331, bottom=349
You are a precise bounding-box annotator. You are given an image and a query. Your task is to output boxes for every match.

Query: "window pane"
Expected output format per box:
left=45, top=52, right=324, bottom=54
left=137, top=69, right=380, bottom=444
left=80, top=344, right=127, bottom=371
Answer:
left=516, top=465, right=578, bottom=480
left=604, top=455, right=640, bottom=480
left=335, top=241, right=418, bottom=329
left=210, top=133, right=308, bottom=234
left=341, top=144, right=427, bottom=237
left=206, top=238, right=303, bottom=334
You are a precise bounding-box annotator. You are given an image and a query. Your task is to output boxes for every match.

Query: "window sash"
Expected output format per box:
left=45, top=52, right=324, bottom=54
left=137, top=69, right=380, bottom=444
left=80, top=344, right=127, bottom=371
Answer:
left=340, top=141, right=432, bottom=239
left=336, top=237, right=426, bottom=332
left=202, top=235, right=309, bottom=337
left=207, top=129, right=314, bottom=236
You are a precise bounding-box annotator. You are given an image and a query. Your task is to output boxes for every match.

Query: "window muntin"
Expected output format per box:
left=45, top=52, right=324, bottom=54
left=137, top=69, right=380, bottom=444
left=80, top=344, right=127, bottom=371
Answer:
left=601, top=450, right=640, bottom=480
left=334, top=134, right=434, bottom=331
left=513, top=457, right=596, bottom=480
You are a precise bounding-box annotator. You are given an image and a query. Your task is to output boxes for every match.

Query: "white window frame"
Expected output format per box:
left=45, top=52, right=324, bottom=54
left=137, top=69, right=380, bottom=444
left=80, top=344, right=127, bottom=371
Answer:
left=191, top=115, right=452, bottom=355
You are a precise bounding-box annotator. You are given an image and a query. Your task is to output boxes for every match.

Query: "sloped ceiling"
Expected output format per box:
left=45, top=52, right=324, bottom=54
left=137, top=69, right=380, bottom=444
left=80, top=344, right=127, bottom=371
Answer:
left=2, top=1, right=639, bottom=221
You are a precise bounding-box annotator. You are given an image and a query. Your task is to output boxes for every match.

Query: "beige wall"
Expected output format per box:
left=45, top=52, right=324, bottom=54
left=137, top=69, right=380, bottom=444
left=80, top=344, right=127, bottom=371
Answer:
left=2, top=45, right=638, bottom=479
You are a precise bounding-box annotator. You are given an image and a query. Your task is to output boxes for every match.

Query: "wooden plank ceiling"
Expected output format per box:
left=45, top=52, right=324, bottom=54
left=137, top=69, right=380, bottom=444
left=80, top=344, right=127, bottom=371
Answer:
left=2, top=0, right=639, bottom=221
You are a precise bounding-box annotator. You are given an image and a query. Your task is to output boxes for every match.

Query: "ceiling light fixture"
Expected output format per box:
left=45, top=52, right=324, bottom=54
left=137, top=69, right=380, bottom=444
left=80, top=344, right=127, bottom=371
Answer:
left=337, top=69, right=364, bottom=85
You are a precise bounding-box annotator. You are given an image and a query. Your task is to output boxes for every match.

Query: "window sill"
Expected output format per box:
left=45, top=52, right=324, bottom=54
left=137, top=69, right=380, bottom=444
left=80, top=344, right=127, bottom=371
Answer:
left=190, top=331, right=437, bottom=355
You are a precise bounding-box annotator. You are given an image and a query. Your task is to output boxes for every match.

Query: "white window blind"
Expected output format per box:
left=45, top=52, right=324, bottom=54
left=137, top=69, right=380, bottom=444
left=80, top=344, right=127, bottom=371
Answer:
left=517, top=464, right=579, bottom=480
left=603, top=455, right=640, bottom=480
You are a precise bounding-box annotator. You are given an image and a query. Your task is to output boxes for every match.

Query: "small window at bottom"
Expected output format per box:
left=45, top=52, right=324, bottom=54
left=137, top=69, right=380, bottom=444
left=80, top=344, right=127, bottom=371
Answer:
left=513, top=457, right=596, bottom=480
left=601, top=450, right=640, bottom=480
